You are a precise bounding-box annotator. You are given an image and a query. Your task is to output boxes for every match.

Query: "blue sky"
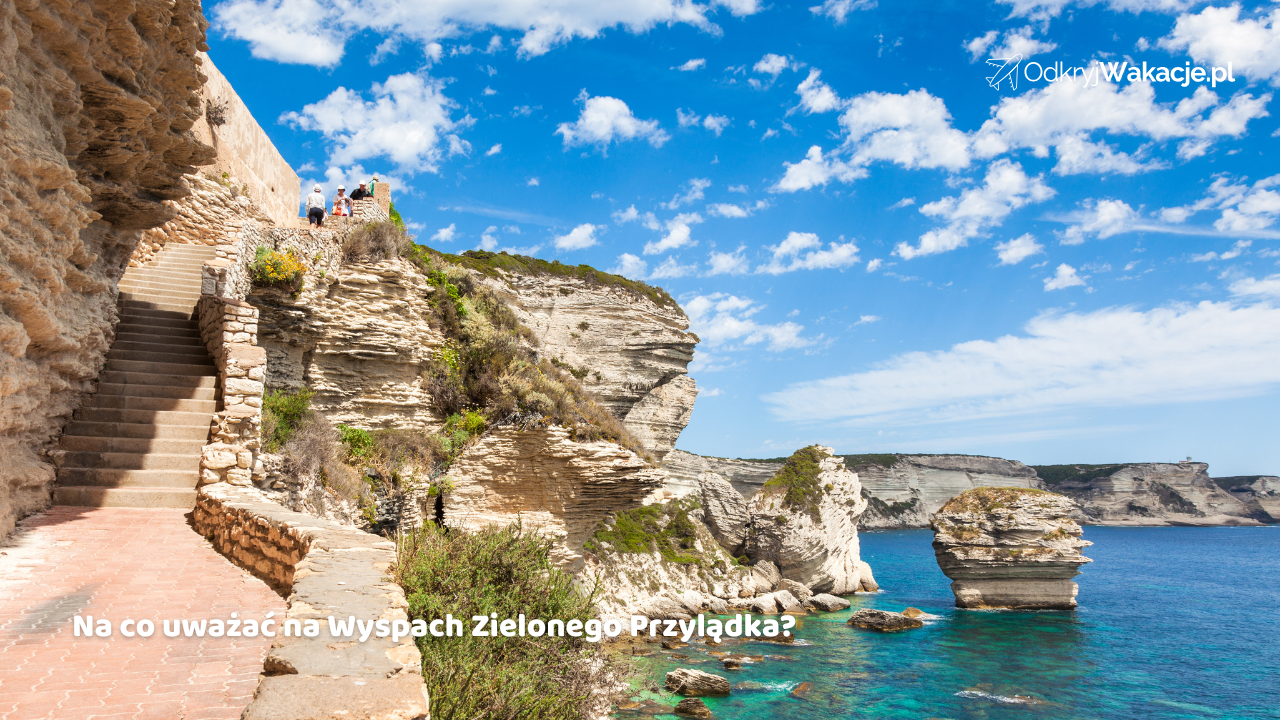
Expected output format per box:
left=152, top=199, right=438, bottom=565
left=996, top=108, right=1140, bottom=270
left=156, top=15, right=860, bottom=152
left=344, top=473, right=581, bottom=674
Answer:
left=206, top=0, right=1280, bottom=475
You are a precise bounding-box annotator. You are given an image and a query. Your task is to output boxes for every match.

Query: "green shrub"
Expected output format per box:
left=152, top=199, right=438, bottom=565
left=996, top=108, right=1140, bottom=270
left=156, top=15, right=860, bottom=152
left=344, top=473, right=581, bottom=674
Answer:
left=261, top=388, right=314, bottom=451
left=388, top=202, right=406, bottom=230
left=342, top=220, right=411, bottom=263
left=395, top=522, right=627, bottom=720
left=586, top=497, right=703, bottom=564
left=839, top=453, right=900, bottom=469
left=338, top=425, right=376, bottom=462
left=250, top=246, right=306, bottom=290
left=760, top=445, right=829, bottom=522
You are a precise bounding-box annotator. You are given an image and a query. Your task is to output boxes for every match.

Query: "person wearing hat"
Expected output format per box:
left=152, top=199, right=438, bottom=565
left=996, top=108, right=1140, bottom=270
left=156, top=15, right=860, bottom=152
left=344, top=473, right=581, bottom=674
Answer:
left=332, top=185, right=351, bottom=217
left=350, top=181, right=372, bottom=201
left=305, top=184, right=327, bottom=227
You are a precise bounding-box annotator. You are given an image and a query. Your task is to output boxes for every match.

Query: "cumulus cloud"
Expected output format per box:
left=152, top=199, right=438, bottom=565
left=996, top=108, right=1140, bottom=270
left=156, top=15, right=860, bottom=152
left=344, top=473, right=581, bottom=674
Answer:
left=431, top=223, right=457, bottom=242
left=1044, top=263, right=1087, bottom=290
left=1161, top=4, right=1280, bottom=86
left=555, top=90, right=669, bottom=151
left=1230, top=274, right=1280, bottom=297
left=644, top=213, right=703, bottom=254
left=809, top=0, right=876, bottom=24
left=677, top=109, right=732, bottom=136
left=684, top=293, right=810, bottom=351
left=965, top=31, right=999, bottom=61
left=664, top=178, right=712, bottom=209
left=675, top=58, right=707, bottom=71
left=613, top=204, right=661, bottom=229
left=840, top=89, right=971, bottom=171
left=866, top=258, right=884, bottom=272
left=649, top=256, right=698, bottom=279
left=479, top=225, right=499, bottom=250
left=214, top=0, right=762, bottom=67
left=795, top=70, right=844, bottom=114
left=554, top=223, right=599, bottom=250
left=764, top=299, right=1280, bottom=425
left=707, top=200, right=768, bottom=218
left=895, top=160, right=1054, bottom=259
left=706, top=246, right=750, bottom=275
left=486, top=143, right=502, bottom=156
left=998, top=0, right=1193, bottom=23
left=1191, top=239, right=1251, bottom=262
left=995, top=233, right=1044, bottom=265
left=753, top=53, right=791, bottom=76
left=280, top=73, right=472, bottom=173
left=609, top=253, right=648, bottom=279
left=1059, top=198, right=1140, bottom=244
left=527, top=177, right=540, bottom=186
left=757, top=232, right=860, bottom=274
left=771, top=146, right=866, bottom=192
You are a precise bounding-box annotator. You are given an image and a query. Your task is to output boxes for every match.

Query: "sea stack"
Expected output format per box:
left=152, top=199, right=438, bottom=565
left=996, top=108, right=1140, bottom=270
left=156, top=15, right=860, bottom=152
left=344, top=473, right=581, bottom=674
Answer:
left=931, top=487, right=1092, bottom=609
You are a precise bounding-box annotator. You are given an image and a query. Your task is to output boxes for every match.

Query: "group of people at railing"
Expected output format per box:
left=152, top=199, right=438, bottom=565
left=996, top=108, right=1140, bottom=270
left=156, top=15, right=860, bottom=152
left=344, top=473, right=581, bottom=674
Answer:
left=304, top=178, right=377, bottom=227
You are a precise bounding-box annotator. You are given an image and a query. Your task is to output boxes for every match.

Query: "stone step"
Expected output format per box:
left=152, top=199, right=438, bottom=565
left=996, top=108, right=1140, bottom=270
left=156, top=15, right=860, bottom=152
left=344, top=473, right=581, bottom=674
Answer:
left=99, top=370, right=217, bottom=388
left=63, top=420, right=211, bottom=440
left=55, top=468, right=199, bottom=488
left=84, top=394, right=216, bottom=413
left=113, top=339, right=208, bottom=355
left=54, top=486, right=197, bottom=509
left=118, top=281, right=201, bottom=296
left=124, top=268, right=206, bottom=282
left=95, top=382, right=215, bottom=401
left=78, top=407, right=213, bottom=425
left=121, top=299, right=198, bottom=314
left=105, top=358, right=216, bottom=376
left=144, top=259, right=211, bottom=269
left=116, top=320, right=200, bottom=335
left=115, top=331, right=203, bottom=346
left=106, top=348, right=214, bottom=366
left=58, top=436, right=207, bottom=455
left=118, top=305, right=196, bottom=320
left=56, top=452, right=201, bottom=471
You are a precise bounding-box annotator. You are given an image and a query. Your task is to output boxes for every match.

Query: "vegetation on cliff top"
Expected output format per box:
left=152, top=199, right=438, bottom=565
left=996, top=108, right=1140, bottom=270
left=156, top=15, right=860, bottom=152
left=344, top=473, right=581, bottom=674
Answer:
left=759, top=445, right=831, bottom=522
left=585, top=496, right=704, bottom=565
left=1032, top=463, right=1133, bottom=486
left=939, top=486, right=1051, bottom=514
left=395, top=521, right=627, bottom=720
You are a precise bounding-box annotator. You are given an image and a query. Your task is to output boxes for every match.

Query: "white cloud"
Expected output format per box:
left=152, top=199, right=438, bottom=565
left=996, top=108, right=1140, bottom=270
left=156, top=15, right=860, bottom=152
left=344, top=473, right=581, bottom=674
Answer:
left=753, top=53, right=790, bottom=76
left=678, top=109, right=732, bottom=136
left=1191, top=239, right=1252, bottom=262
left=995, top=233, right=1045, bottom=265
left=613, top=205, right=640, bottom=223
left=993, top=27, right=1057, bottom=58
left=809, top=0, right=876, bottom=24
left=479, top=225, right=499, bottom=250
left=431, top=223, right=457, bottom=242
left=555, top=90, right=669, bottom=151
left=840, top=89, right=972, bottom=171
left=554, top=223, right=599, bottom=250
left=763, top=299, right=1280, bottom=425
left=485, top=35, right=504, bottom=53
left=866, top=258, right=884, bottom=272
left=1059, top=199, right=1141, bottom=244
left=1230, top=274, right=1280, bottom=297
left=889, top=197, right=916, bottom=209
left=675, top=58, right=706, bottom=71
left=684, top=293, right=810, bottom=351
left=728, top=184, right=748, bottom=193
left=483, top=86, right=497, bottom=96
left=214, top=0, right=763, bottom=67
left=609, top=253, right=648, bottom=279
left=757, top=232, right=860, bottom=274
left=649, top=256, right=698, bottom=279
left=644, top=213, right=703, bottom=254
left=965, top=30, right=999, bottom=61
left=706, top=246, right=750, bottom=275
left=895, top=160, right=1054, bottom=259
left=1161, top=5, right=1280, bottom=86
left=280, top=72, right=472, bottom=173
left=795, top=70, right=844, bottom=114
left=701, top=387, right=723, bottom=397
left=998, top=0, right=1193, bottom=23
left=771, top=145, right=867, bottom=192
left=664, top=178, right=712, bottom=209
left=486, top=143, right=502, bottom=156
left=1044, top=263, right=1087, bottom=291
left=707, top=200, right=767, bottom=218
left=856, top=314, right=880, bottom=325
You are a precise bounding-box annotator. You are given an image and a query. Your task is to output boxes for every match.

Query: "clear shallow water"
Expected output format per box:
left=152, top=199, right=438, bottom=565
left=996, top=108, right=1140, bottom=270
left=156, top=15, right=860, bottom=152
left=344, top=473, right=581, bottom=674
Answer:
left=623, top=527, right=1280, bottom=720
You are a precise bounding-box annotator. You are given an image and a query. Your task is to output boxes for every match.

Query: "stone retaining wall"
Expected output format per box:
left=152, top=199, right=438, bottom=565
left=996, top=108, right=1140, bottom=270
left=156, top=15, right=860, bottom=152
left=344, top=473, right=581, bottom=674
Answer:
left=194, top=484, right=429, bottom=719
left=196, top=295, right=267, bottom=486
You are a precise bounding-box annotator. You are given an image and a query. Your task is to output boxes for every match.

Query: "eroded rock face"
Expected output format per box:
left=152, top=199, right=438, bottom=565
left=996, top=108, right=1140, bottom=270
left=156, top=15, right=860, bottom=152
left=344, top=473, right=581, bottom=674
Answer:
left=1217, top=476, right=1280, bottom=523
left=1046, top=463, right=1262, bottom=526
left=665, top=668, right=730, bottom=697
left=744, top=447, right=874, bottom=594
left=932, top=487, right=1092, bottom=610
left=852, top=454, right=1044, bottom=529
left=847, top=608, right=923, bottom=632
left=664, top=450, right=782, bottom=498
left=477, top=273, right=697, bottom=460
left=442, top=425, right=666, bottom=570
left=0, top=0, right=211, bottom=536
left=698, top=472, right=750, bottom=552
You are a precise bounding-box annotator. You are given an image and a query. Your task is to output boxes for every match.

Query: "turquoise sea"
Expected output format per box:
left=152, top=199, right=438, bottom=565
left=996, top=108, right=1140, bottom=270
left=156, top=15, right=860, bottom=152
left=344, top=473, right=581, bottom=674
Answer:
left=622, top=527, right=1280, bottom=719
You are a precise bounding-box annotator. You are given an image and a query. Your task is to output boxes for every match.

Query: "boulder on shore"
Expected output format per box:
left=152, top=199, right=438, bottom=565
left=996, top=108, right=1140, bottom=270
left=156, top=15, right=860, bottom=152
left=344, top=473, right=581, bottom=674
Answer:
left=698, top=471, right=750, bottom=551
left=804, top=593, right=851, bottom=612
left=846, top=608, right=923, bottom=632
left=673, top=697, right=714, bottom=718
left=931, top=487, right=1093, bottom=610
left=665, top=668, right=731, bottom=697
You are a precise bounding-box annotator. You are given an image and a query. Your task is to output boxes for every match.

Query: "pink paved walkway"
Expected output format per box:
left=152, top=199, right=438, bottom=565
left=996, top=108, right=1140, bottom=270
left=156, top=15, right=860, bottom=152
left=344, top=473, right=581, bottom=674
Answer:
left=0, top=507, right=286, bottom=720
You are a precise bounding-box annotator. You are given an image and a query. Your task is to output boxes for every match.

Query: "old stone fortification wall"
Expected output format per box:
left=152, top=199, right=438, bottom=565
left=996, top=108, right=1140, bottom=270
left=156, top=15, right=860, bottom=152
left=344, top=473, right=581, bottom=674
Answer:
left=0, top=0, right=212, bottom=537
left=193, top=484, right=429, bottom=719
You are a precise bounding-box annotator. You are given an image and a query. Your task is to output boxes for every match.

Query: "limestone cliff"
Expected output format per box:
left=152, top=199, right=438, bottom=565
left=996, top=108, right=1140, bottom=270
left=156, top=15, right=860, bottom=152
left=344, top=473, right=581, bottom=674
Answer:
left=0, top=0, right=212, bottom=536
left=663, top=450, right=782, bottom=498
left=470, top=257, right=698, bottom=460
left=848, top=454, right=1043, bottom=529
left=1215, top=476, right=1280, bottom=523
left=1036, top=462, right=1264, bottom=526
left=932, top=487, right=1092, bottom=610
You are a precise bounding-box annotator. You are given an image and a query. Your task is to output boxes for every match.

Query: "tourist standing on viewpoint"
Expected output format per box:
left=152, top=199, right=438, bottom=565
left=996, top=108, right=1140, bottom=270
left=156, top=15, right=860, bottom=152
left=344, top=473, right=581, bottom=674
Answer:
left=305, top=184, right=326, bottom=227
left=332, top=185, right=351, bottom=217
left=350, top=181, right=372, bottom=201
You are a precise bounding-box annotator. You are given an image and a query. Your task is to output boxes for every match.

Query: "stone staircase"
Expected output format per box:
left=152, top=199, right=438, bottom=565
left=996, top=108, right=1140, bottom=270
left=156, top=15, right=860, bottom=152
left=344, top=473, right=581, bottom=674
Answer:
left=54, top=244, right=219, bottom=508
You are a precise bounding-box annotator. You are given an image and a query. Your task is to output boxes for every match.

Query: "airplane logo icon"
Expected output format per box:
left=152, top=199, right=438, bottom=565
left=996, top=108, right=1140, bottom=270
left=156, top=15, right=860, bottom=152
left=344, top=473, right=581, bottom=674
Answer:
left=986, top=54, right=1023, bottom=91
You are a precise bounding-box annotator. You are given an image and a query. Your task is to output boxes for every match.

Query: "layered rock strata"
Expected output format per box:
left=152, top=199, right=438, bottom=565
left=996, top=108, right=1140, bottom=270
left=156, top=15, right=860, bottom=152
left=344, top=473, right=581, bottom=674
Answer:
left=1040, top=462, right=1265, bottom=525
left=932, top=487, right=1092, bottom=610
left=847, top=608, right=923, bottom=632
left=850, top=454, right=1043, bottom=528
left=663, top=450, right=782, bottom=498
left=1215, top=476, right=1280, bottom=523
left=0, top=0, right=213, bottom=536
left=477, top=270, right=698, bottom=460
left=743, top=447, right=877, bottom=594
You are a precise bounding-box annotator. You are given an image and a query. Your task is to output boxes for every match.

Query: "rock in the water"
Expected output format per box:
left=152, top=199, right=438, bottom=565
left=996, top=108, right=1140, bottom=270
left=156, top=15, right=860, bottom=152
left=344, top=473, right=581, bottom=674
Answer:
left=932, top=487, right=1093, bottom=610
left=790, top=681, right=814, bottom=699
left=804, top=593, right=851, bottom=612
left=780, top=579, right=813, bottom=602
left=901, top=607, right=924, bottom=618
left=665, top=668, right=731, bottom=697
left=857, top=560, right=880, bottom=592
left=846, top=608, right=924, bottom=632
left=673, top=697, right=714, bottom=718
left=699, top=472, right=751, bottom=551
left=743, top=446, right=874, bottom=594
left=722, top=658, right=742, bottom=670
left=662, top=639, right=688, bottom=650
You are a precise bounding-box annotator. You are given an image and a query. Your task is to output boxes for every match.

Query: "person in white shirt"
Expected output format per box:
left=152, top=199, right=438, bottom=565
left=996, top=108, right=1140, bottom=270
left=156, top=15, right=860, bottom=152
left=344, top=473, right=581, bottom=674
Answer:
left=332, top=185, right=351, bottom=217
left=305, top=184, right=327, bottom=227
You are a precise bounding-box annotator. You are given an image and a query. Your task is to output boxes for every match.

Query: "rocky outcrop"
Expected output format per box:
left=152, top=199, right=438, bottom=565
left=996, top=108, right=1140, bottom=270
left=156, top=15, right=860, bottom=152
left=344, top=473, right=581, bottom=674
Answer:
left=0, top=0, right=213, bottom=536
left=847, top=608, right=923, bottom=631
left=663, top=450, right=782, bottom=498
left=478, top=269, right=697, bottom=460
left=848, top=454, right=1043, bottom=529
left=666, top=669, right=731, bottom=697
left=698, top=472, right=750, bottom=552
left=932, top=487, right=1092, bottom=610
left=743, top=447, right=876, bottom=594
left=1039, top=462, right=1266, bottom=525
left=1216, top=476, right=1280, bottom=523
left=806, top=593, right=850, bottom=612
left=442, top=425, right=666, bottom=570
